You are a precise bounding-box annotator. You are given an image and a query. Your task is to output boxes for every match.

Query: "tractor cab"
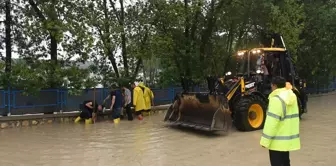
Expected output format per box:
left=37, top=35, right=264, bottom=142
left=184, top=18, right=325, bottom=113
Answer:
left=232, top=48, right=301, bottom=95
left=232, top=47, right=307, bottom=115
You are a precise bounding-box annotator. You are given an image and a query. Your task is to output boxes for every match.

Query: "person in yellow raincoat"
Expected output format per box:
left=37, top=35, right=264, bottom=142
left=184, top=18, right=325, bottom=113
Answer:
left=131, top=82, right=146, bottom=120
left=138, top=82, right=154, bottom=114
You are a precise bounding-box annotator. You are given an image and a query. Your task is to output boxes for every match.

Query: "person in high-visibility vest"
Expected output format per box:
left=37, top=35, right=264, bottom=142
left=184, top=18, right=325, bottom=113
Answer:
left=260, top=76, right=300, bottom=166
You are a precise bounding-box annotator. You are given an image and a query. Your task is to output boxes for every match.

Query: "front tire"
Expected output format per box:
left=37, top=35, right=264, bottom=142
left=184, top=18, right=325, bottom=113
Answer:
left=233, top=95, right=267, bottom=131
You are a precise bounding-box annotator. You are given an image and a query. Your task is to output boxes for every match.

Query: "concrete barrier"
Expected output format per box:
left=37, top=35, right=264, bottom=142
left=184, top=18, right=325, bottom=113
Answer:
left=0, top=105, right=171, bottom=130
left=307, top=91, right=336, bottom=98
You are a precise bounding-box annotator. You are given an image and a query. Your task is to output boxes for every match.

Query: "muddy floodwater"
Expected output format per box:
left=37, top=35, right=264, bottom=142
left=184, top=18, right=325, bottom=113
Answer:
left=0, top=94, right=335, bottom=166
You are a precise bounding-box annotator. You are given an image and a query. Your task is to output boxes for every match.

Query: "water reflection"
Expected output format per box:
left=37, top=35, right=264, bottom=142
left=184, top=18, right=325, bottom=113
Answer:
left=0, top=114, right=174, bottom=166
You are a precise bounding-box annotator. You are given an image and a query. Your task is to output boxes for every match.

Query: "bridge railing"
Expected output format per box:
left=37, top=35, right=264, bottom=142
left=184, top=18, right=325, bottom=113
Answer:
left=0, top=90, right=5, bottom=109
left=0, top=81, right=335, bottom=116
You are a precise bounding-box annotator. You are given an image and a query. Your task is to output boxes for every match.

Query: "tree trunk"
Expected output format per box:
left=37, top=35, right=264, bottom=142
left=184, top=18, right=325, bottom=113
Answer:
left=107, top=49, right=120, bottom=78
left=103, top=0, right=120, bottom=78
left=142, top=60, right=146, bottom=84
left=199, top=0, right=215, bottom=62
left=5, top=0, right=11, bottom=75
left=183, top=0, right=192, bottom=84
left=119, top=0, right=129, bottom=77
left=132, top=58, right=142, bottom=80
left=50, top=34, right=58, bottom=63
left=29, top=0, right=58, bottom=63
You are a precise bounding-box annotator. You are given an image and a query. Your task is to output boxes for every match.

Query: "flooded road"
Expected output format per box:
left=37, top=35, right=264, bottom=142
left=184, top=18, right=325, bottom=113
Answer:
left=0, top=94, right=336, bottom=166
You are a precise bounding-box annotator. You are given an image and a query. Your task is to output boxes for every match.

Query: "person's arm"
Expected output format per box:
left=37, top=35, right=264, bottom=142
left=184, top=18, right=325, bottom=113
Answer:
left=124, top=93, right=129, bottom=107
left=102, top=95, right=110, bottom=107
left=260, top=97, right=283, bottom=148
left=85, top=102, right=93, bottom=109
left=150, top=90, right=154, bottom=106
left=133, top=89, right=137, bottom=106
left=110, top=95, right=115, bottom=110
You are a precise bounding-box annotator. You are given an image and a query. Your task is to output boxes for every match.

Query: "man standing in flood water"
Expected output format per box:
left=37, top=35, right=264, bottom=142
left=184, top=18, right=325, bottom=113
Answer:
left=109, top=85, right=123, bottom=124
left=260, top=76, right=300, bottom=166
left=122, top=85, right=133, bottom=121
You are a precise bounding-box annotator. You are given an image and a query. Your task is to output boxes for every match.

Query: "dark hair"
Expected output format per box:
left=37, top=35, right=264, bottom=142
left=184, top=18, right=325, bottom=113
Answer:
left=271, top=76, right=286, bottom=88
left=110, top=83, right=118, bottom=90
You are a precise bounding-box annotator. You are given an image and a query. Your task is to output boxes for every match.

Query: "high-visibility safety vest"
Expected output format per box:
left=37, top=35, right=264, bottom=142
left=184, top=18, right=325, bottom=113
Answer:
left=260, top=87, right=301, bottom=151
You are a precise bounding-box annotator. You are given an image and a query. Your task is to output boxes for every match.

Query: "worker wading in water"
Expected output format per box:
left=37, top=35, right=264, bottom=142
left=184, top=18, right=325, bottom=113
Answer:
left=138, top=82, right=154, bottom=115
left=109, top=87, right=123, bottom=124
left=75, top=100, right=102, bottom=124
left=122, top=85, right=133, bottom=121
left=131, top=82, right=146, bottom=120
left=260, top=76, right=300, bottom=166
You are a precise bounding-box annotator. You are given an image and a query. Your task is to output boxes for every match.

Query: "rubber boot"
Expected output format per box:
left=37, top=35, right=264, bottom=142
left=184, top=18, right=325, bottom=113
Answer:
left=138, top=115, right=143, bottom=120
left=85, top=118, right=93, bottom=124
left=113, top=118, right=120, bottom=124
left=74, top=116, right=81, bottom=123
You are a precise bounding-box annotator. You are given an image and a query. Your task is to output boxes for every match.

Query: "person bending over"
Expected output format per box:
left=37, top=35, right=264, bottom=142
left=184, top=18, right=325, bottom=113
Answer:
left=75, top=100, right=102, bottom=124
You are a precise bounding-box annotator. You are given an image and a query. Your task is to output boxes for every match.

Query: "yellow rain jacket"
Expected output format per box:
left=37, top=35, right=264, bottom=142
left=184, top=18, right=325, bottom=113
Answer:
left=139, top=83, right=154, bottom=110
left=260, top=87, right=301, bottom=151
left=133, top=85, right=146, bottom=112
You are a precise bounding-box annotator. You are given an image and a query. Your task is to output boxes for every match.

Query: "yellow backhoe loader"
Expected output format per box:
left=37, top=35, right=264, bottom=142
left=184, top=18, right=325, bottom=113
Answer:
left=164, top=34, right=308, bottom=132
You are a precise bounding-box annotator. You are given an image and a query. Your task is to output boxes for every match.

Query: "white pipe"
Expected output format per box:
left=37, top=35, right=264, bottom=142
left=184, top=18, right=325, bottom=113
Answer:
left=280, top=36, right=287, bottom=50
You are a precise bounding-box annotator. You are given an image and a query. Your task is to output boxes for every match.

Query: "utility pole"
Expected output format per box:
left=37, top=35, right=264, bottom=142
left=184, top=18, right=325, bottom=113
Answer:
left=5, top=0, right=12, bottom=116
left=5, top=0, right=12, bottom=74
left=142, top=60, right=146, bottom=85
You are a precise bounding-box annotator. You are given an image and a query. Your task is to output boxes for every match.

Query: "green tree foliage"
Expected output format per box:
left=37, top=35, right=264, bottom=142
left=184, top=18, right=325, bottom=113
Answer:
left=0, top=0, right=335, bottom=93
left=297, top=0, right=336, bottom=87
left=148, top=0, right=306, bottom=87
left=76, top=0, right=149, bottom=87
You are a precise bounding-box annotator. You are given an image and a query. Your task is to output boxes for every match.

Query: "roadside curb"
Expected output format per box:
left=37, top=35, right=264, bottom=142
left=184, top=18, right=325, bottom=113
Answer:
left=0, top=105, right=170, bottom=130
left=308, top=92, right=336, bottom=98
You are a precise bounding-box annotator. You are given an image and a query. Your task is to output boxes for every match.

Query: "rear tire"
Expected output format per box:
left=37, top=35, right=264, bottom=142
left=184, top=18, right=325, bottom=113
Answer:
left=233, top=95, right=267, bottom=131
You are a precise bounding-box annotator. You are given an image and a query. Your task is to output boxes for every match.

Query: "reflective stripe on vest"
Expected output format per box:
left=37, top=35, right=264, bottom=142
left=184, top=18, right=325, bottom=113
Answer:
left=262, top=133, right=300, bottom=140
left=266, top=95, right=299, bottom=121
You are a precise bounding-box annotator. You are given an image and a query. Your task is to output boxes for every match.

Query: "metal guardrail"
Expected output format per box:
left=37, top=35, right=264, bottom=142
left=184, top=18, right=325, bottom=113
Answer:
left=0, top=81, right=336, bottom=115
left=12, top=89, right=59, bottom=109
left=0, top=90, right=5, bottom=109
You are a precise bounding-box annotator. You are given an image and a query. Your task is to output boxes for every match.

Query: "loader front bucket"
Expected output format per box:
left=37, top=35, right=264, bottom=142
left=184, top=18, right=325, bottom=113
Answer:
left=164, top=93, right=232, bottom=132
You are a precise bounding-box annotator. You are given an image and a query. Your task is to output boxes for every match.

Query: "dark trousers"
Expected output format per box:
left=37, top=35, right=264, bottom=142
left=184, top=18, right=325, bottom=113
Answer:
left=135, top=110, right=143, bottom=116
left=80, top=108, right=93, bottom=119
left=112, top=107, right=122, bottom=119
left=125, top=103, right=133, bottom=121
left=269, top=150, right=290, bottom=166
